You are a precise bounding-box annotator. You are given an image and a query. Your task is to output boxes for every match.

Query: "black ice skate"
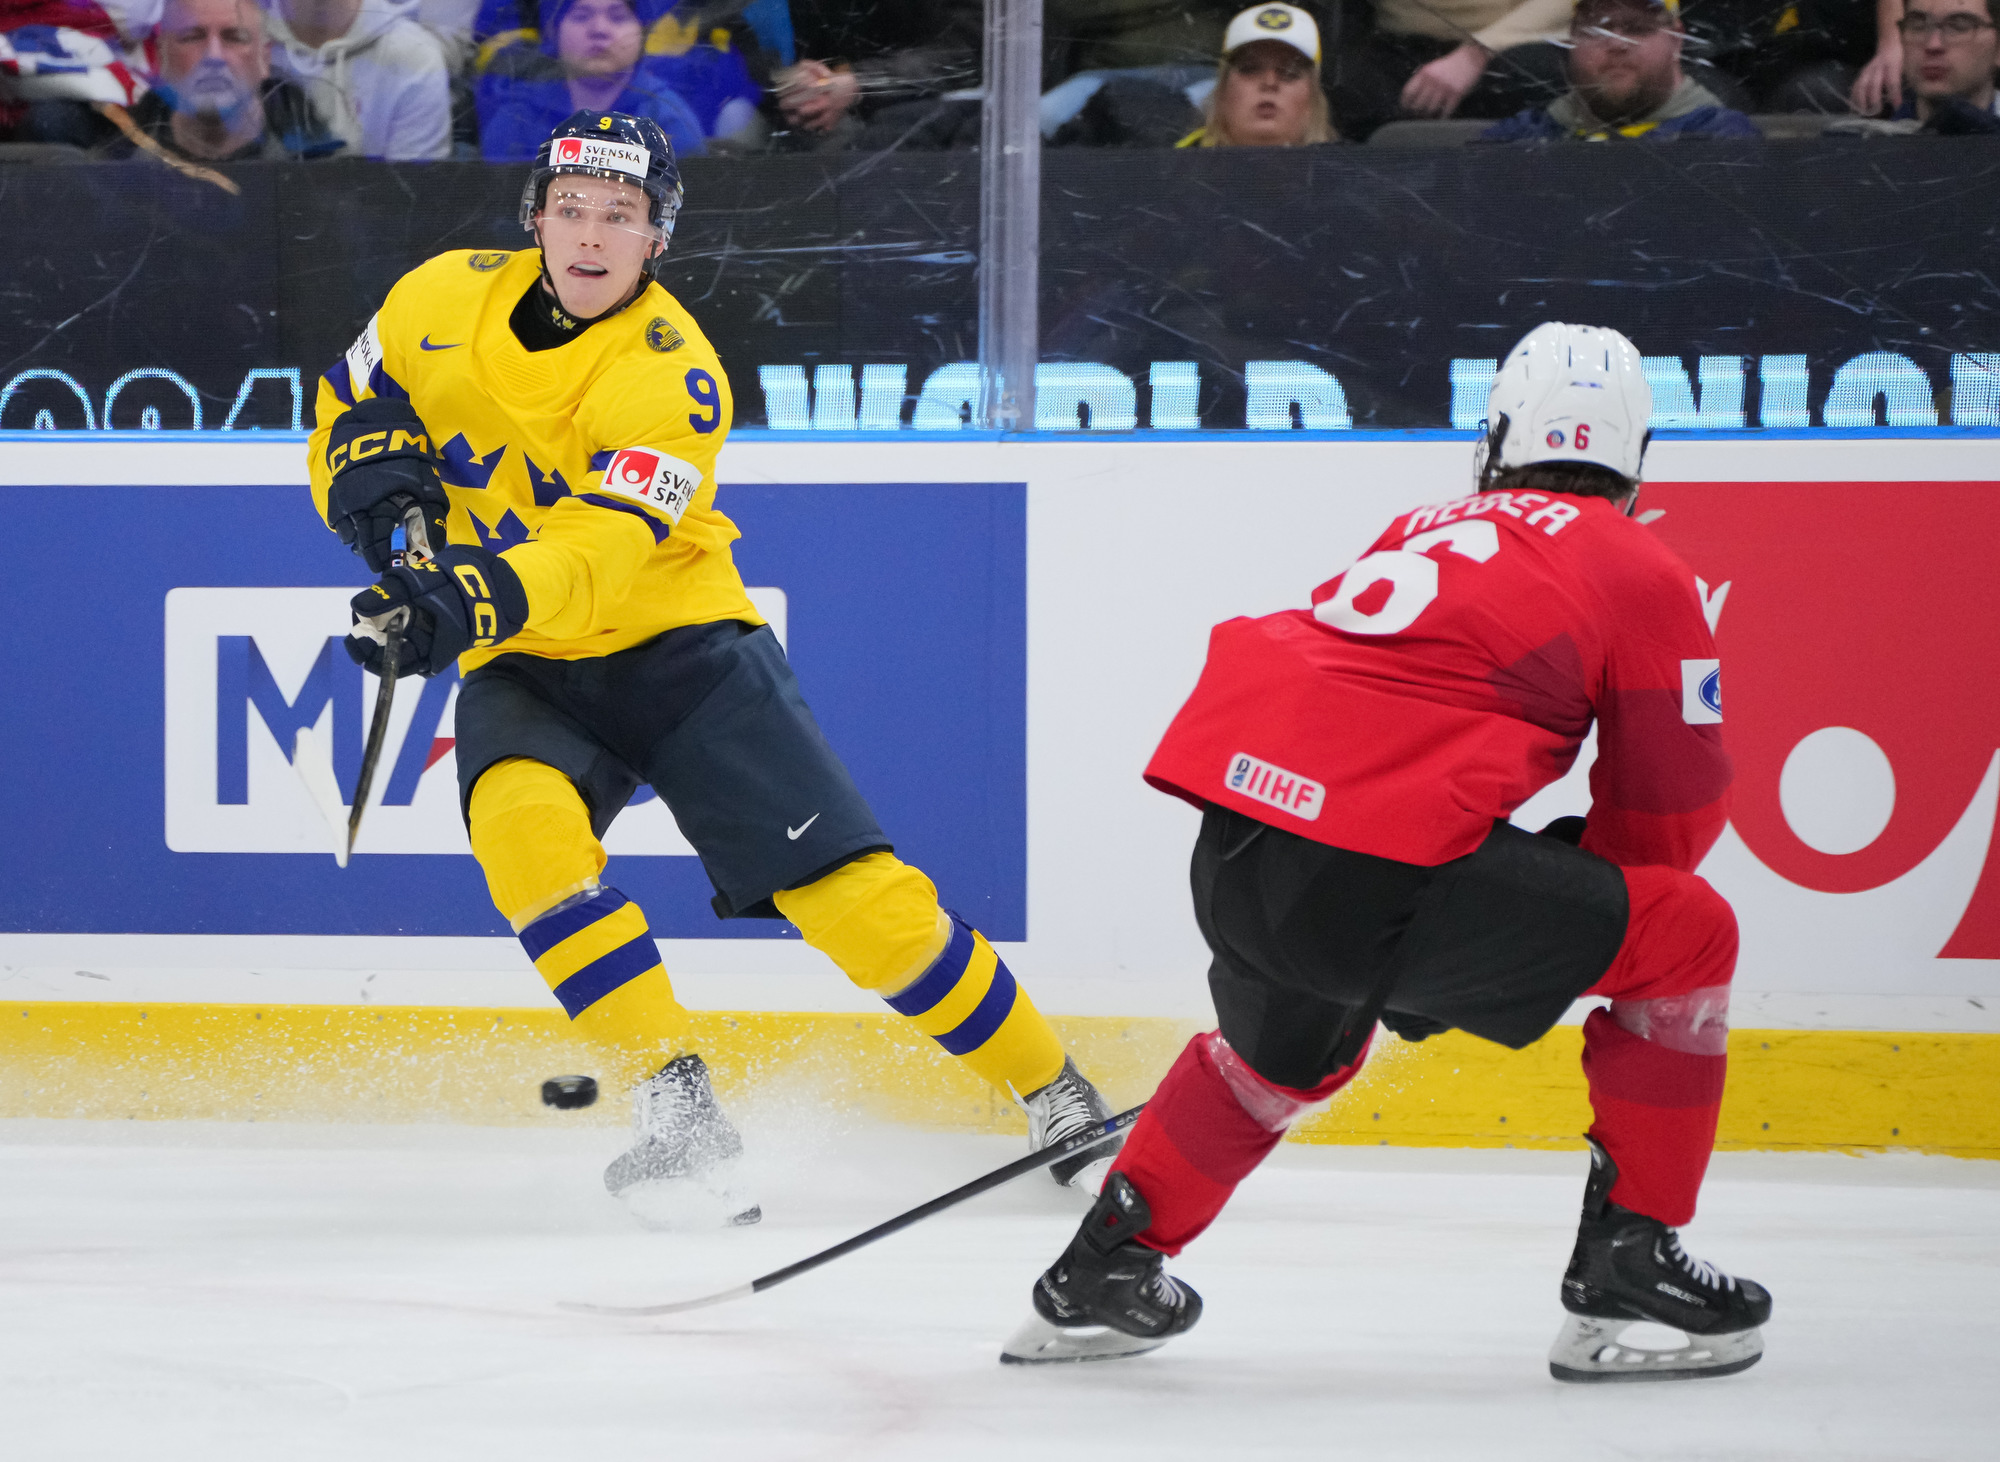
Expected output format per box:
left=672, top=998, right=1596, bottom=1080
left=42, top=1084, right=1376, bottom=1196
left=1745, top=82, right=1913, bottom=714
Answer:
left=1549, top=1136, right=1771, bottom=1383
left=1000, top=1172, right=1203, bottom=1364
left=604, top=1054, right=761, bottom=1230
left=1023, top=1056, right=1121, bottom=1190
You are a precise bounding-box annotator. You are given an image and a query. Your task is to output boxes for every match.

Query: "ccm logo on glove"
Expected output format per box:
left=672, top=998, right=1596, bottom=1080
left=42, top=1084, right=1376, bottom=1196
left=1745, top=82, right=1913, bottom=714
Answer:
left=449, top=561, right=505, bottom=645
left=601, top=447, right=700, bottom=525
left=328, top=428, right=431, bottom=476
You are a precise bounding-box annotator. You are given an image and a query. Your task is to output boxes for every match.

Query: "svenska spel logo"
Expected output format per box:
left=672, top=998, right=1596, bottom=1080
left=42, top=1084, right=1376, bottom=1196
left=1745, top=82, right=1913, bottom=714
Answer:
left=554, top=137, right=584, bottom=165
left=610, top=448, right=659, bottom=489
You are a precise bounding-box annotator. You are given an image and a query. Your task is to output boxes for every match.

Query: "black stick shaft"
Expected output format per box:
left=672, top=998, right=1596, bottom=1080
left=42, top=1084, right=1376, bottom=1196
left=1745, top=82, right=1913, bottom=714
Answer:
left=747, top=1104, right=1146, bottom=1295
left=346, top=615, right=404, bottom=859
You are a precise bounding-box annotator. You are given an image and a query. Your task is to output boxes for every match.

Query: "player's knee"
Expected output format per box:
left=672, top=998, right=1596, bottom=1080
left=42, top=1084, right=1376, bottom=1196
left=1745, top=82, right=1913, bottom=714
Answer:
left=1613, top=866, right=1739, bottom=1001
left=1666, top=874, right=1738, bottom=987
left=468, top=757, right=606, bottom=925
left=774, top=851, right=947, bottom=994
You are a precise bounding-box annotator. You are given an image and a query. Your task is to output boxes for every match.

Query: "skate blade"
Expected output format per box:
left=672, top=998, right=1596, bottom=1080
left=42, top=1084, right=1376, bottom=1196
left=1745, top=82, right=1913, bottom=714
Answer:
left=617, top=1160, right=761, bottom=1232
left=998, top=1312, right=1172, bottom=1366
left=1548, top=1314, right=1763, bottom=1383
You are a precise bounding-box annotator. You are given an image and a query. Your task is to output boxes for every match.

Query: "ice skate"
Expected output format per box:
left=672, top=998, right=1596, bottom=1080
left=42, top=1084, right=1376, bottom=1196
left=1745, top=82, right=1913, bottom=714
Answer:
left=604, top=1054, right=761, bottom=1230
left=1023, top=1056, right=1120, bottom=1190
left=1549, top=1137, right=1770, bottom=1383
left=1000, top=1172, right=1202, bottom=1364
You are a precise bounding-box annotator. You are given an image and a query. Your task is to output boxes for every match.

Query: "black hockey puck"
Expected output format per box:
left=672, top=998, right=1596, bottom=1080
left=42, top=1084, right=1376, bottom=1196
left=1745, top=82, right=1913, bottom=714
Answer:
left=541, top=1074, right=599, bottom=1109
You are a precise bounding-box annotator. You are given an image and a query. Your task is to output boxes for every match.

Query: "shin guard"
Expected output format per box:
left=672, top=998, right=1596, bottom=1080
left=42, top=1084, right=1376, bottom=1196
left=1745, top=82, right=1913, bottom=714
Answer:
left=1109, top=1031, right=1369, bottom=1255
left=1580, top=1010, right=1725, bottom=1227
left=777, top=853, right=1066, bottom=1098
left=519, top=887, right=692, bottom=1089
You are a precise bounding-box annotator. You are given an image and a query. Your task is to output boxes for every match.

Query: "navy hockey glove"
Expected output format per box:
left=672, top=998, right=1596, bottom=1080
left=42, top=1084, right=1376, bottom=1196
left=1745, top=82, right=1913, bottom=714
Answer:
left=347, top=545, right=528, bottom=679
left=325, top=398, right=452, bottom=572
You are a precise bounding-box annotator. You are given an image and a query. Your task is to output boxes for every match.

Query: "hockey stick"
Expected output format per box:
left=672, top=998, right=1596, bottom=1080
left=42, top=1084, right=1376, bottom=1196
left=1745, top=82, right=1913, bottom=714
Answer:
left=345, top=609, right=405, bottom=863
left=341, top=507, right=433, bottom=863
left=562, top=1104, right=1147, bottom=1318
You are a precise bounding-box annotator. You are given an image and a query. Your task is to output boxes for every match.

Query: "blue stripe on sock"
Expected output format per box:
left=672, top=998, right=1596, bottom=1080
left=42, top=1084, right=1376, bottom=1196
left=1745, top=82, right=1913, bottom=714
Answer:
left=549, top=934, right=659, bottom=1018
left=934, top=962, right=1018, bottom=1056
left=883, top=917, right=976, bottom=1017
left=519, top=888, right=630, bottom=964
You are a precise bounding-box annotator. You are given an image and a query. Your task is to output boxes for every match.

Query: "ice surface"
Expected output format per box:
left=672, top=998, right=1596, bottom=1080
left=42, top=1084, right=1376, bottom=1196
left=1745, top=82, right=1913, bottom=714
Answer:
left=3, top=1106, right=1995, bottom=1462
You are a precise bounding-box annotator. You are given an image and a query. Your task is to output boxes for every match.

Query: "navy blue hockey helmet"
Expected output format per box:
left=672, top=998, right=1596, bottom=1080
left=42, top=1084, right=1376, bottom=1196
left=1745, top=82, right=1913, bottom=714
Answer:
left=519, top=110, right=684, bottom=243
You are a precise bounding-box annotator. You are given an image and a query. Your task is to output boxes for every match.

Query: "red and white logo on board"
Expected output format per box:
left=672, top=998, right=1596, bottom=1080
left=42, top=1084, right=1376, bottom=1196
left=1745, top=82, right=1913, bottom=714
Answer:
left=601, top=447, right=699, bottom=524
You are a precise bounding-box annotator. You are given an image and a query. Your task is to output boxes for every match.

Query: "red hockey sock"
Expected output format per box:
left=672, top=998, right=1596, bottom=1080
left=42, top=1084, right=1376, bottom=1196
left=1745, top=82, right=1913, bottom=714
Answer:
left=1109, top=1031, right=1366, bottom=1255
left=1581, top=1007, right=1726, bottom=1226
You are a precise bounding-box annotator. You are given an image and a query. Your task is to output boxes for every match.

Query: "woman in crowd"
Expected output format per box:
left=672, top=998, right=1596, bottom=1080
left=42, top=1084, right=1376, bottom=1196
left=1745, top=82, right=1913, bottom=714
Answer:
left=477, top=0, right=759, bottom=160
left=1179, top=3, right=1338, bottom=147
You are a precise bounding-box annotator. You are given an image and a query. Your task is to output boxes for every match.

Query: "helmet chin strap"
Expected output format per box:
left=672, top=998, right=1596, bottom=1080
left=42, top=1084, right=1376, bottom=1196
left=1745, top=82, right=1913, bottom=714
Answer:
left=532, top=222, right=662, bottom=328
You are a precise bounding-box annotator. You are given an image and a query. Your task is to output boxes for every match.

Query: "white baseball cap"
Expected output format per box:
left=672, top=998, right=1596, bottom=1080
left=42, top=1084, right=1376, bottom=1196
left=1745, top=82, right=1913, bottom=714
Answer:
left=1223, top=5, right=1322, bottom=64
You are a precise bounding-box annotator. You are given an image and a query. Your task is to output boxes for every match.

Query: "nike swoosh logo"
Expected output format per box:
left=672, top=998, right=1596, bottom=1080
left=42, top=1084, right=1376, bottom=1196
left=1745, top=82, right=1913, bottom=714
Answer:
left=419, top=336, right=463, bottom=351
left=786, top=814, right=820, bottom=840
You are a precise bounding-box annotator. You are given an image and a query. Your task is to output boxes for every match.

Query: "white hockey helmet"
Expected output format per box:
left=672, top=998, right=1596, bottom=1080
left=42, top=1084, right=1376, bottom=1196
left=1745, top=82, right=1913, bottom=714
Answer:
left=1480, top=322, right=1653, bottom=489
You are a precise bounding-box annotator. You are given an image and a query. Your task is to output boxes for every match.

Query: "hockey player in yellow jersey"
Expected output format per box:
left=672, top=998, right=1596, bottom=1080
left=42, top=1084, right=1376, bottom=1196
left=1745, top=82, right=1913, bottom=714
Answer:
left=308, top=111, right=1117, bottom=1226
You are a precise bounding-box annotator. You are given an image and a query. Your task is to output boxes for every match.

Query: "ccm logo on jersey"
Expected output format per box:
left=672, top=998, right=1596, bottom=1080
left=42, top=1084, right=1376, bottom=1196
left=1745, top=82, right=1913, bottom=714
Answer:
left=551, top=136, right=648, bottom=181
left=1226, top=752, right=1325, bottom=820
left=601, top=447, right=700, bottom=524
left=1681, top=659, right=1722, bottom=724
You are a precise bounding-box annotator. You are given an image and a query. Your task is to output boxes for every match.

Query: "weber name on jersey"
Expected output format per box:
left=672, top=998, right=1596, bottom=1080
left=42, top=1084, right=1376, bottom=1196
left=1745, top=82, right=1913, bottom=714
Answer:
left=306, top=247, right=759, bottom=673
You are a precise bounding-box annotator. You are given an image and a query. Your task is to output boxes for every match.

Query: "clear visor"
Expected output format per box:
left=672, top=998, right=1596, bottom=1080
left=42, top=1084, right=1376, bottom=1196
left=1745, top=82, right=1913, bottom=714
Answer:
left=537, top=185, right=661, bottom=242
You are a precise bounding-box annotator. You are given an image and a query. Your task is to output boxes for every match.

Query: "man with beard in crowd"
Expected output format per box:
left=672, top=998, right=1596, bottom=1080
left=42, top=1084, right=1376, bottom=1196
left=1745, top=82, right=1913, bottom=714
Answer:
left=1482, top=0, right=1760, bottom=139
left=127, top=0, right=342, bottom=159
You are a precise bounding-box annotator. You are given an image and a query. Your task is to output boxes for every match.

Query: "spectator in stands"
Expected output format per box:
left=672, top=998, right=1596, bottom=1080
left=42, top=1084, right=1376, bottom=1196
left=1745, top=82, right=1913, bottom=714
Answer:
left=1327, top=0, right=1570, bottom=139
left=772, top=0, right=980, bottom=144
left=264, top=0, right=453, bottom=159
left=1044, top=0, right=1242, bottom=78
left=1853, top=0, right=1908, bottom=112
left=1482, top=0, right=1761, bottom=137
left=0, top=0, right=146, bottom=149
left=477, top=0, right=765, bottom=157
left=1885, top=0, right=2000, bottom=127
left=478, top=0, right=740, bottom=158
left=1179, top=4, right=1338, bottom=144
left=125, top=0, right=341, bottom=157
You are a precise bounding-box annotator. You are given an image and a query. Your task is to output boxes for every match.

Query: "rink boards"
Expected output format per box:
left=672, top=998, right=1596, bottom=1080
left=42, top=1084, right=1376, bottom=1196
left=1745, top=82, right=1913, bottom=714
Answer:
left=1, top=429, right=1996, bottom=1155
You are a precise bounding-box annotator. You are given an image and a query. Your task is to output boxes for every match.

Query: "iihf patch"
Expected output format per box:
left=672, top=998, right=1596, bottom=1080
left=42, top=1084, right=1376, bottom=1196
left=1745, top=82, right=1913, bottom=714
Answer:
left=646, top=317, right=685, bottom=353
left=467, top=251, right=510, bottom=271
left=1546, top=429, right=1566, bottom=448
left=1225, top=751, right=1324, bottom=820
left=1681, top=658, right=1722, bottom=724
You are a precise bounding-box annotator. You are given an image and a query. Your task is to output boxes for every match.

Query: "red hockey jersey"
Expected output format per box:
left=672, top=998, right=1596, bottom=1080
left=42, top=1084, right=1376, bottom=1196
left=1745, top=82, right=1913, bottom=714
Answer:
left=1145, top=489, right=1731, bottom=872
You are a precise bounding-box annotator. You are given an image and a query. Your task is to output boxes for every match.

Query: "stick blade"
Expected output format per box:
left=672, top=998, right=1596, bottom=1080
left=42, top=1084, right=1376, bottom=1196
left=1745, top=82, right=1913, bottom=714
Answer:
left=559, top=1283, right=756, bottom=1318
left=292, top=727, right=349, bottom=868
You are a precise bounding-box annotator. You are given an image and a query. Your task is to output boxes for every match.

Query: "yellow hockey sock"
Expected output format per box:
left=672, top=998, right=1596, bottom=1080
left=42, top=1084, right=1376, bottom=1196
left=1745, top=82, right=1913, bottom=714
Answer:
left=470, top=758, right=691, bottom=1086
left=775, top=853, right=1066, bottom=1098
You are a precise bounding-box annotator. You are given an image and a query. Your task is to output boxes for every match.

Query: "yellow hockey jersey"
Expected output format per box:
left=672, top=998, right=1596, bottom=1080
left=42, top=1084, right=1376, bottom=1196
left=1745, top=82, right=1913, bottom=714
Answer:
left=307, top=247, right=760, bottom=673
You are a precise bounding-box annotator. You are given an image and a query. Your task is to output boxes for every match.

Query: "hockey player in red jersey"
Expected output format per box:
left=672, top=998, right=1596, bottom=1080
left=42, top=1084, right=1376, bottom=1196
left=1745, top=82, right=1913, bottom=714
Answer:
left=1002, top=323, right=1772, bottom=1380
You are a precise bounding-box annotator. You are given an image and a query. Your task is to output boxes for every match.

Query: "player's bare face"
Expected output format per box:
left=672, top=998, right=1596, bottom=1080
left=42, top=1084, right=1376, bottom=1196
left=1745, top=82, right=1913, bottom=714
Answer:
left=535, top=178, right=660, bottom=319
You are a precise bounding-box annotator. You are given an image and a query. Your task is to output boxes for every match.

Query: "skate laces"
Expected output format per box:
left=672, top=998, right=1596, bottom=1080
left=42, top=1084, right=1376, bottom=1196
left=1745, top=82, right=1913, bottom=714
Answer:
left=1664, top=1230, right=1737, bottom=1293
left=1028, top=1066, right=1098, bottom=1147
